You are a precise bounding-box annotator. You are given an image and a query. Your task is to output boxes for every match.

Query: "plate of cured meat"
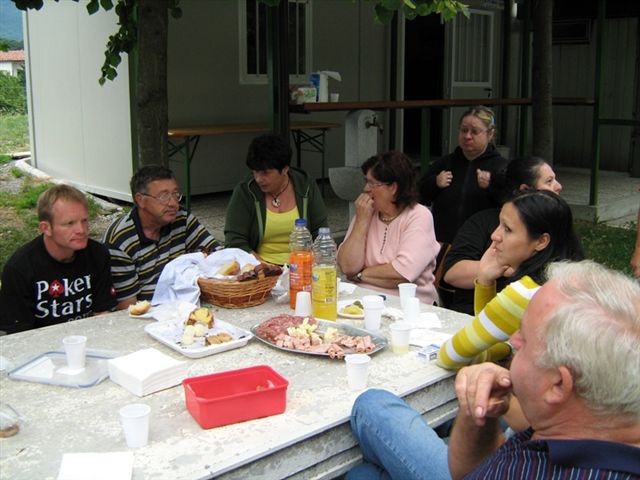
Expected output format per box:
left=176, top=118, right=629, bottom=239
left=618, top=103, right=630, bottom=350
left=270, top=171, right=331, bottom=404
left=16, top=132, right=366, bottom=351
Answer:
left=251, top=314, right=387, bottom=359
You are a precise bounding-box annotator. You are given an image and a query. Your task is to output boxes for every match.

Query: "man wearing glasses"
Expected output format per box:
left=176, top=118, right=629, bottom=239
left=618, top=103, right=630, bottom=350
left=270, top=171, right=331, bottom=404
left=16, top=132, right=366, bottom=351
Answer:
left=103, top=165, right=222, bottom=309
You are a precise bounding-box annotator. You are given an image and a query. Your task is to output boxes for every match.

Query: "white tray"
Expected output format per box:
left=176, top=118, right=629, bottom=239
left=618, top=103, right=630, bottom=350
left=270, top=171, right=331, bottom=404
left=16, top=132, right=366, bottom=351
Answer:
left=144, top=319, right=252, bottom=359
left=8, top=351, right=115, bottom=388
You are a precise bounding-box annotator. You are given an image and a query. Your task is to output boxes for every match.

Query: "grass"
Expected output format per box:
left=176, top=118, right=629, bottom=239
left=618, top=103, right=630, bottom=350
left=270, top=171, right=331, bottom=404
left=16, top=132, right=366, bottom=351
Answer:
left=574, top=219, right=636, bottom=276
left=0, top=114, right=30, bottom=155
left=0, top=177, right=112, bottom=272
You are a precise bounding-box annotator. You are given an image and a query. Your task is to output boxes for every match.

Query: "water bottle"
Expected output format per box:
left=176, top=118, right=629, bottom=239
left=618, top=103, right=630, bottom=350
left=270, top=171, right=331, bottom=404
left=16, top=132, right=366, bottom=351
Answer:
left=289, top=218, right=313, bottom=310
left=312, top=227, right=338, bottom=320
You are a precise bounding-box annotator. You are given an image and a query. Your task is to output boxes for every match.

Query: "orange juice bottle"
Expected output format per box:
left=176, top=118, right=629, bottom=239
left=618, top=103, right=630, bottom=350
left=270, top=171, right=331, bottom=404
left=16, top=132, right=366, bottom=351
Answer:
left=289, top=219, right=313, bottom=310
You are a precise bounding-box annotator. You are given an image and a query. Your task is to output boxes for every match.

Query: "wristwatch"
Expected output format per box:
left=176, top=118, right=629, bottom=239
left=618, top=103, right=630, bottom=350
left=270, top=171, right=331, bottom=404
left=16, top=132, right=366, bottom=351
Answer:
left=355, top=271, right=363, bottom=283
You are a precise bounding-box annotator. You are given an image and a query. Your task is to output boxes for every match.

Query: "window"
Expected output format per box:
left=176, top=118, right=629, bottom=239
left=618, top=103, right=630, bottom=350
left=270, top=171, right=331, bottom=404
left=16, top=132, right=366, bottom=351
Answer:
left=239, top=0, right=312, bottom=84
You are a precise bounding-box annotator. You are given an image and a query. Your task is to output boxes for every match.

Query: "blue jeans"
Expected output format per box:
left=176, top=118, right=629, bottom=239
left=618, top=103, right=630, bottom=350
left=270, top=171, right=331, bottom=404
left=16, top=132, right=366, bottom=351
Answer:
left=346, top=389, right=451, bottom=480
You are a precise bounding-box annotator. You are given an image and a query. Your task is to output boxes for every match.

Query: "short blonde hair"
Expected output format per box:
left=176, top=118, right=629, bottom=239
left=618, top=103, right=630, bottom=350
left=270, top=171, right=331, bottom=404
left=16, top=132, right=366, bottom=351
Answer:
left=37, top=184, right=88, bottom=223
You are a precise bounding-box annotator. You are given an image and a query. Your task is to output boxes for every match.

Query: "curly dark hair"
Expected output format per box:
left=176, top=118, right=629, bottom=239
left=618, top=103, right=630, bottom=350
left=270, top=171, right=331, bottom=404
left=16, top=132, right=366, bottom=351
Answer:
left=246, top=133, right=292, bottom=172
left=361, top=151, right=418, bottom=210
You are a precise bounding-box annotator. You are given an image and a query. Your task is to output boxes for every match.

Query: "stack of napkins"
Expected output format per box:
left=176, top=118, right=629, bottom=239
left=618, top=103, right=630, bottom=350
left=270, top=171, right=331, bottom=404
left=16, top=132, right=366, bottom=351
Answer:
left=108, top=348, right=189, bottom=397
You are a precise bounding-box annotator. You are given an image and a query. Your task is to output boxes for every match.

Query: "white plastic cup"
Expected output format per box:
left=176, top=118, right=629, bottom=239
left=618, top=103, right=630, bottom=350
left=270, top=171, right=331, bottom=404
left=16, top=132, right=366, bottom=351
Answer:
left=62, top=335, right=87, bottom=371
left=294, top=291, right=312, bottom=317
left=389, top=322, right=412, bottom=354
left=362, top=295, right=384, bottom=332
left=330, top=93, right=340, bottom=102
left=344, top=354, right=371, bottom=391
left=398, top=283, right=417, bottom=310
left=403, top=297, right=421, bottom=322
left=119, top=403, right=151, bottom=448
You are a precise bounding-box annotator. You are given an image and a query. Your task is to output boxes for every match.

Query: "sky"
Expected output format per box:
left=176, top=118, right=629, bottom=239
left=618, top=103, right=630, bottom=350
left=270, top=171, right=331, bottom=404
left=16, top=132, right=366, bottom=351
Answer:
left=0, top=0, right=24, bottom=42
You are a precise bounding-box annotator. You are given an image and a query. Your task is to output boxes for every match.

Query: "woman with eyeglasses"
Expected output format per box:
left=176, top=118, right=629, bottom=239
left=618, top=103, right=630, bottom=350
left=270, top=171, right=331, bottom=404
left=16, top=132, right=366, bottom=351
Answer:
left=337, top=151, right=440, bottom=305
left=225, top=133, right=328, bottom=265
left=419, top=105, right=508, bottom=245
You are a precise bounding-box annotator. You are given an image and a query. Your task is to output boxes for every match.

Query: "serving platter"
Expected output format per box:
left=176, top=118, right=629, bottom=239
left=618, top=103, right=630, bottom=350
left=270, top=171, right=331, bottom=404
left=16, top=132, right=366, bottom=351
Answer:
left=145, top=319, right=253, bottom=359
left=251, top=318, right=387, bottom=358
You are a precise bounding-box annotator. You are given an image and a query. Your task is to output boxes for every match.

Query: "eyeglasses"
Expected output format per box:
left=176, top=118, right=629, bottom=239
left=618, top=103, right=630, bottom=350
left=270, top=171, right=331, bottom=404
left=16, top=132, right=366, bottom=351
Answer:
left=459, top=127, right=489, bottom=136
left=364, top=178, right=390, bottom=188
left=140, top=191, right=183, bottom=204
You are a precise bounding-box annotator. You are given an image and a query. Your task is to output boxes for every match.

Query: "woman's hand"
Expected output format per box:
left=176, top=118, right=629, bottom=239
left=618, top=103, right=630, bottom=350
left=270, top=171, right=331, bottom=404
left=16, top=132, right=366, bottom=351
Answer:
left=477, top=242, right=515, bottom=286
left=476, top=169, right=491, bottom=189
left=354, top=193, right=375, bottom=222
left=455, top=363, right=512, bottom=427
left=436, top=170, right=453, bottom=188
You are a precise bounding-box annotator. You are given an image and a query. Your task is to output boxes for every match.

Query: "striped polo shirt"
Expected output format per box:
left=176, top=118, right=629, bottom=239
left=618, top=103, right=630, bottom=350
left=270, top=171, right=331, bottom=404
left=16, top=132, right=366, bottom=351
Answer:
left=103, top=208, right=221, bottom=302
left=468, top=428, right=640, bottom=479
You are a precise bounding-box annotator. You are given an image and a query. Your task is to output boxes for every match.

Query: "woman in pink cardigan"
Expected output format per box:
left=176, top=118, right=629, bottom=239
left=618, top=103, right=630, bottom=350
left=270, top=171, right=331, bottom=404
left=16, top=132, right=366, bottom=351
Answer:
left=337, top=151, right=440, bottom=305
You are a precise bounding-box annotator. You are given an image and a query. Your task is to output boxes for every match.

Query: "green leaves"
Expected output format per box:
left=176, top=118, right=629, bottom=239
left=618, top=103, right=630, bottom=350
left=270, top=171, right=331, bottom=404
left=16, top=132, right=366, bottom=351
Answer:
left=373, top=0, right=469, bottom=24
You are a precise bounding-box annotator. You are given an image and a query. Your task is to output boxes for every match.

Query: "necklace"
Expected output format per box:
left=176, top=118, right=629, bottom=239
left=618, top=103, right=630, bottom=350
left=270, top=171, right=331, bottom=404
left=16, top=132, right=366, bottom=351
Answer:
left=271, top=176, right=290, bottom=208
left=379, top=212, right=399, bottom=224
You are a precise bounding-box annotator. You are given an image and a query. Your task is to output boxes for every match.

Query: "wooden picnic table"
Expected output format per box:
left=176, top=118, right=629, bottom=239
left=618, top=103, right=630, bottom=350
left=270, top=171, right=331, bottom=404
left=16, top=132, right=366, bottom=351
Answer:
left=168, top=121, right=341, bottom=210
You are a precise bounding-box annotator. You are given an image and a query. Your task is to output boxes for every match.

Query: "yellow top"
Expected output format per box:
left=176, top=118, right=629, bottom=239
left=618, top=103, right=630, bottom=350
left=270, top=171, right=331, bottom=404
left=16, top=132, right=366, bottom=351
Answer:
left=257, top=207, right=300, bottom=265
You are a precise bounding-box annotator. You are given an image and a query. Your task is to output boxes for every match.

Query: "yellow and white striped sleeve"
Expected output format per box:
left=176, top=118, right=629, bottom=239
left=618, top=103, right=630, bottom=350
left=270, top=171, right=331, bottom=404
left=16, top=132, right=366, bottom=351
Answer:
left=437, top=276, right=540, bottom=370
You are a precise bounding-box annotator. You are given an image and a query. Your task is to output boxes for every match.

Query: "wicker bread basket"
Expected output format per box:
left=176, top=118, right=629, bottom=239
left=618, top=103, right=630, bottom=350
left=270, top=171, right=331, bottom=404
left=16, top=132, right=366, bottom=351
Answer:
left=198, top=271, right=279, bottom=309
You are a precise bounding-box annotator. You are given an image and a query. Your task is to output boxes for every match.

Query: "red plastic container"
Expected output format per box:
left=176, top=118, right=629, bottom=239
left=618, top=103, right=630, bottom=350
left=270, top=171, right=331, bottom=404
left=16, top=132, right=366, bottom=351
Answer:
left=183, top=365, right=289, bottom=429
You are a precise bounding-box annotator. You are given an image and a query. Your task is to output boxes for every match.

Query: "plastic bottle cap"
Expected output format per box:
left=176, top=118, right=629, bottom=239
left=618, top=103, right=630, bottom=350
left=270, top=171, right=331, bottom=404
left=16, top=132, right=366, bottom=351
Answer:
left=318, top=227, right=331, bottom=235
left=295, top=218, right=307, bottom=227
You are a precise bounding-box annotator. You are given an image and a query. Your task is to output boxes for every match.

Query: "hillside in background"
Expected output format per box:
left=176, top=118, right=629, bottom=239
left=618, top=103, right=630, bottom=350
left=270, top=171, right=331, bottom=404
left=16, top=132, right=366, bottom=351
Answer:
left=0, top=0, right=23, bottom=42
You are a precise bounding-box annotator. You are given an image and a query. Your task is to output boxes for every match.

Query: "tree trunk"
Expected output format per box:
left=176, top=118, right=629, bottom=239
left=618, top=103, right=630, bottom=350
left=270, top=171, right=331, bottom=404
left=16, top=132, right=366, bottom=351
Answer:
left=531, top=0, right=554, bottom=162
left=135, top=0, right=168, bottom=167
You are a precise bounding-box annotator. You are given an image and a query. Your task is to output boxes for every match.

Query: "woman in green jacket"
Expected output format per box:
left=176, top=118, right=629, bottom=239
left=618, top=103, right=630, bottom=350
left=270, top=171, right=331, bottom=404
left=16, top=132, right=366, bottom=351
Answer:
left=224, top=133, right=328, bottom=265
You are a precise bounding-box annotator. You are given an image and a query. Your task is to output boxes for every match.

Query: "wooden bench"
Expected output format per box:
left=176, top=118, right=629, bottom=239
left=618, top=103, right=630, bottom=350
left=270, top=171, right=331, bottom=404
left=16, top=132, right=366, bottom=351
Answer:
left=168, top=121, right=341, bottom=210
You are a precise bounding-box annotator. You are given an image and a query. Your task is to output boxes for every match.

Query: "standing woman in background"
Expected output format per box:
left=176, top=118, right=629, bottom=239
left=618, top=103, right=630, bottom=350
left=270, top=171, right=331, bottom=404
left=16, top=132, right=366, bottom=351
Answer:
left=419, top=105, right=508, bottom=245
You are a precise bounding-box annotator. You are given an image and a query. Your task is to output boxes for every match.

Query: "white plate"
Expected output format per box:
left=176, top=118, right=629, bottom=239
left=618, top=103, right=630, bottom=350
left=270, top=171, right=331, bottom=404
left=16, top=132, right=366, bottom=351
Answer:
left=337, top=300, right=365, bottom=319
left=144, top=319, right=253, bottom=359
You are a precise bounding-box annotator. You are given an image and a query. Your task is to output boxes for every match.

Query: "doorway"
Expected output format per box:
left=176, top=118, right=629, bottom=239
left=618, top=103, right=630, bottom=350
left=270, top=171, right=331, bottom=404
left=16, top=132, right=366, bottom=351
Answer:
left=403, top=14, right=445, bottom=158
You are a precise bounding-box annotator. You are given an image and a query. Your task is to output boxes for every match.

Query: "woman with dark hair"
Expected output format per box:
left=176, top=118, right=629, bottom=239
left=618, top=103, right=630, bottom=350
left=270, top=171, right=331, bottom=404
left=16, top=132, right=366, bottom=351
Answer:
left=337, top=151, right=440, bottom=304
left=419, top=105, right=508, bottom=244
left=440, top=156, right=563, bottom=313
left=437, top=189, right=584, bottom=369
left=224, top=133, right=328, bottom=265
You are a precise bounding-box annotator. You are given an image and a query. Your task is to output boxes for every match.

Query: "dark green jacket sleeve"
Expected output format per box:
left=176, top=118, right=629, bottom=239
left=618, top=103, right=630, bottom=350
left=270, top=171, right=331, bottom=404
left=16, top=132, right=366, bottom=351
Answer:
left=224, top=182, right=260, bottom=252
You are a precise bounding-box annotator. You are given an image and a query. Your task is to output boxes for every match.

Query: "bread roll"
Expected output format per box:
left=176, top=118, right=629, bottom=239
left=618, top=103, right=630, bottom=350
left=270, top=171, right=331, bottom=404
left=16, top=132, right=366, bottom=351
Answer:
left=216, top=260, right=240, bottom=276
left=128, top=300, right=151, bottom=316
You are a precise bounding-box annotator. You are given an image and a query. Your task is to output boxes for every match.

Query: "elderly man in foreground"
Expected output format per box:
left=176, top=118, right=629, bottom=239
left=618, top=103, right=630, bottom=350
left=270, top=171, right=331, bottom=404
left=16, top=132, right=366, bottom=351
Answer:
left=103, top=165, right=222, bottom=309
left=347, top=260, right=640, bottom=480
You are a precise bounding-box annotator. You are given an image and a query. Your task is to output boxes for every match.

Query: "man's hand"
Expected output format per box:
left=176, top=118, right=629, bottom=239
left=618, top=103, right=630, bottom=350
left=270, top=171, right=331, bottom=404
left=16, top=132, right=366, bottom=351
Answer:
left=436, top=170, right=453, bottom=188
left=455, top=363, right=512, bottom=427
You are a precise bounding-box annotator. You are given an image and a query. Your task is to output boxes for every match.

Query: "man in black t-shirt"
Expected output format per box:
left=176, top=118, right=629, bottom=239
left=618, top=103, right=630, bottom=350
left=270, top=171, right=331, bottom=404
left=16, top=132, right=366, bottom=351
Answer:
left=0, top=185, right=117, bottom=334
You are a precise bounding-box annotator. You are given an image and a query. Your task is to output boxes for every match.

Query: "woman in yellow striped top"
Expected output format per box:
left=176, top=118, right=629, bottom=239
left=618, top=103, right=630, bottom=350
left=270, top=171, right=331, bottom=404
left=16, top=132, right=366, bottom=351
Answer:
left=437, top=190, right=584, bottom=370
